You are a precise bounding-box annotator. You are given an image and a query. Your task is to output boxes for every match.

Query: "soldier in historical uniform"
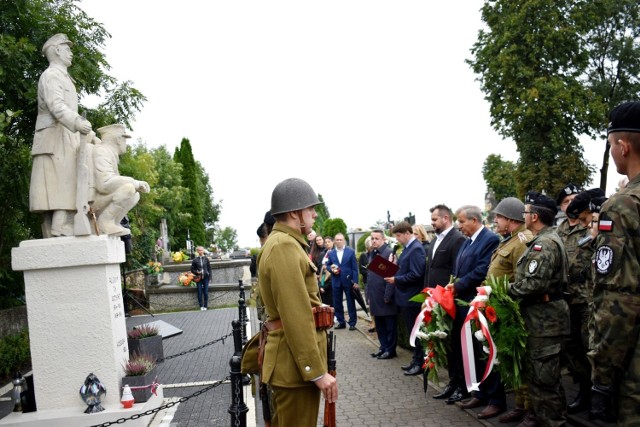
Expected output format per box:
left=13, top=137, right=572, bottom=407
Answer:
left=253, top=178, right=337, bottom=426
left=508, top=192, right=570, bottom=427
left=29, top=34, right=93, bottom=237
left=559, top=188, right=605, bottom=414
left=588, top=101, right=640, bottom=425
left=460, top=197, right=534, bottom=420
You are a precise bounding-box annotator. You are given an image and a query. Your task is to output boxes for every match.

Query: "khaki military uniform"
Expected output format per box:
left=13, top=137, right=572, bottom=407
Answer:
left=487, top=224, right=533, bottom=283
left=557, top=220, right=594, bottom=393
left=589, top=174, right=640, bottom=425
left=509, top=226, right=570, bottom=427
left=256, top=222, right=327, bottom=427
left=486, top=224, right=533, bottom=411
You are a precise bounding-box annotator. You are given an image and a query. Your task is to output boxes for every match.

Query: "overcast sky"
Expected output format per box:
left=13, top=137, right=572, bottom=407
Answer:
left=79, top=0, right=621, bottom=248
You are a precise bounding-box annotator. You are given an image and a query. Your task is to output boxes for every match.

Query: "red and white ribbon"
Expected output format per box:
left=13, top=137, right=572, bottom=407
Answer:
left=461, top=286, right=497, bottom=392
left=410, top=294, right=436, bottom=347
left=127, top=376, right=160, bottom=396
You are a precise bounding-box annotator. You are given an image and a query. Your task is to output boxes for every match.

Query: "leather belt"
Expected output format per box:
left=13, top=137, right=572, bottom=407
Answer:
left=264, top=319, right=283, bottom=331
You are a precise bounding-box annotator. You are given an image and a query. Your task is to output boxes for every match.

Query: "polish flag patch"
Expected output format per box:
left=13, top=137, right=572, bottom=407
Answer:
left=598, top=220, right=613, bottom=232
left=533, top=244, right=543, bottom=251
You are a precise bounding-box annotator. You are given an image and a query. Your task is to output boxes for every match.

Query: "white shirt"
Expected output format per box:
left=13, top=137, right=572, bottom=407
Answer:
left=432, top=225, right=454, bottom=254
left=336, top=247, right=344, bottom=263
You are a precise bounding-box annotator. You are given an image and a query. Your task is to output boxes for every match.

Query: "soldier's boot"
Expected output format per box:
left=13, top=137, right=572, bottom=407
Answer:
left=567, top=380, right=591, bottom=414
left=96, top=203, right=129, bottom=236
left=515, top=411, right=538, bottom=427
left=589, top=385, right=616, bottom=423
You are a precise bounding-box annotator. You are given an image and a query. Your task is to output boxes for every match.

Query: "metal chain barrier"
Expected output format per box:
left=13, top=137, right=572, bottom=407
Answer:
left=158, top=331, right=234, bottom=363
left=88, top=376, right=230, bottom=427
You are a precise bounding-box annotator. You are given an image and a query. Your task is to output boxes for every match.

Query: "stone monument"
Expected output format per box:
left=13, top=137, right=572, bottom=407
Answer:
left=5, top=34, right=160, bottom=426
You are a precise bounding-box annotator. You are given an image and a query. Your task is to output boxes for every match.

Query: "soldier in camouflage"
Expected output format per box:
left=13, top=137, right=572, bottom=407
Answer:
left=508, top=192, right=570, bottom=427
left=560, top=188, right=605, bottom=414
left=588, top=101, right=640, bottom=425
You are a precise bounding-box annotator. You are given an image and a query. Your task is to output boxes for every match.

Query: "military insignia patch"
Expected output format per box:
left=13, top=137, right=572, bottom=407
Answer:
left=528, top=259, right=539, bottom=274
left=533, top=244, right=542, bottom=251
left=596, top=246, right=614, bottom=274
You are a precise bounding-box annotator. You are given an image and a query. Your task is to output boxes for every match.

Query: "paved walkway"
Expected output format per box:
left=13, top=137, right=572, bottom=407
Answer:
left=0, top=304, right=617, bottom=426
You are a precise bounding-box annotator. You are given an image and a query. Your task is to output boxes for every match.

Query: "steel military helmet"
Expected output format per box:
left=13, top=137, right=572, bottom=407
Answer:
left=270, top=178, right=322, bottom=215
left=493, top=197, right=525, bottom=222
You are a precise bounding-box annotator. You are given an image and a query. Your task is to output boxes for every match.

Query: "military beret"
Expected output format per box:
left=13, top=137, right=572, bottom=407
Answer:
left=42, top=33, right=72, bottom=55
left=525, top=191, right=558, bottom=215
left=608, top=101, right=640, bottom=135
left=555, top=183, right=581, bottom=205
left=565, top=188, right=604, bottom=219
left=263, top=210, right=275, bottom=227
left=589, top=196, right=608, bottom=213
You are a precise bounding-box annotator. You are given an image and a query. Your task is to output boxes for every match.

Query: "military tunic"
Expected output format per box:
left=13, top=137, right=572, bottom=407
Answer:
left=589, top=174, right=640, bottom=425
left=486, top=224, right=532, bottom=283
left=257, top=222, right=327, bottom=426
left=509, top=226, right=570, bottom=427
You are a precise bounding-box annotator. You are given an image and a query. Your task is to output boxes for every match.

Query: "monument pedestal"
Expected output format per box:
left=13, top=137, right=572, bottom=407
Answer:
left=4, top=235, right=161, bottom=426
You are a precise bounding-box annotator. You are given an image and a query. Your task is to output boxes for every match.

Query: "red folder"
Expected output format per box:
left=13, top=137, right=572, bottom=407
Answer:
left=367, top=254, right=399, bottom=278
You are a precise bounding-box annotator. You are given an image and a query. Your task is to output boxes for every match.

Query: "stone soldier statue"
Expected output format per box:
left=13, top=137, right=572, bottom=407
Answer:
left=588, top=101, right=640, bottom=424
left=92, top=124, right=150, bottom=236
left=29, top=34, right=93, bottom=237
left=508, top=192, right=570, bottom=427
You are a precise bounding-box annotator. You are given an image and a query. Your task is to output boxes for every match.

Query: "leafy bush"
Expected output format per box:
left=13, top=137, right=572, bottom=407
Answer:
left=0, top=328, right=31, bottom=378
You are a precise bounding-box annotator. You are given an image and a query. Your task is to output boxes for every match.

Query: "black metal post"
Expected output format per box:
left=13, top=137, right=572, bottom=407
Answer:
left=238, top=280, right=248, bottom=345
left=229, top=320, right=248, bottom=427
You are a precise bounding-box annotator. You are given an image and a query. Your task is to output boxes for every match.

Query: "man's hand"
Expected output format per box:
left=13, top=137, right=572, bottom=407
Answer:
left=314, top=373, right=338, bottom=403
left=75, top=117, right=92, bottom=135
left=384, top=276, right=395, bottom=284
left=445, top=283, right=456, bottom=296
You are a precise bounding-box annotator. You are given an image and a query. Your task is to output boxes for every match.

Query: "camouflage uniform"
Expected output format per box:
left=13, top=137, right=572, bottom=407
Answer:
left=588, top=174, right=640, bottom=425
left=556, top=220, right=593, bottom=395
left=509, top=226, right=570, bottom=427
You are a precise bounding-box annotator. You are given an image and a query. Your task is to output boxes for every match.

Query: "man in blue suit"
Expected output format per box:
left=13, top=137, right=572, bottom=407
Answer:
left=445, top=205, right=500, bottom=404
left=384, top=221, right=427, bottom=376
left=327, top=233, right=359, bottom=330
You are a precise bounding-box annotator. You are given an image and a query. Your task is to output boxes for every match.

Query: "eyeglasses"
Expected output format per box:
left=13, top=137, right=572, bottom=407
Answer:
left=522, top=211, right=533, bottom=217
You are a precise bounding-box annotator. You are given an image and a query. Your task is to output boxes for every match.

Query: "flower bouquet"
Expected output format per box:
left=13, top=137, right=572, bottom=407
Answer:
left=460, top=276, right=528, bottom=391
left=409, top=285, right=456, bottom=386
left=178, top=272, right=196, bottom=287
left=330, top=264, right=341, bottom=275
left=145, top=261, right=163, bottom=275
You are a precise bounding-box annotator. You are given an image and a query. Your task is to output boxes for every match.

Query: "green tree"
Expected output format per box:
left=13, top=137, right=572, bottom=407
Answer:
left=0, top=0, right=145, bottom=307
left=314, top=194, right=330, bottom=235
left=322, top=218, right=348, bottom=243
left=468, top=0, right=640, bottom=194
left=482, top=154, right=518, bottom=201
left=173, top=138, right=206, bottom=246
left=217, top=227, right=238, bottom=253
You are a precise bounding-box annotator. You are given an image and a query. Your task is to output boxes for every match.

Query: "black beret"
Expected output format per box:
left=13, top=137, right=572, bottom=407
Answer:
left=555, top=183, right=581, bottom=205
left=589, top=196, right=608, bottom=213
left=263, top=210, right=275, bottom=226
left=608, top=101, right=640, bottom=135
left=566, top=188, right=606, bottom=219
left=525, top=191, right=558, bottom=215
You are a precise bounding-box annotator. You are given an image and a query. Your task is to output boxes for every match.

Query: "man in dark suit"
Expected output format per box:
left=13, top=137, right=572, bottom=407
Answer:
left=444, top=205, right=500, bottom=404
left=366, top=229, right=398, bottom=359
left=384, top=221, right=427, bottom=376
left=326, top=233, right=359, bottom=330
left=427, top=204, right=467, bottom=399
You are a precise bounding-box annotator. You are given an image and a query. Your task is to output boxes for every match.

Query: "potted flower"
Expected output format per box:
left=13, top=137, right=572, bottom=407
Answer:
left=127, top=324, right=163, bottom=363
left=145, top=261, right=163, bottom=287
left=122, top=353, right=158, bottom=403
